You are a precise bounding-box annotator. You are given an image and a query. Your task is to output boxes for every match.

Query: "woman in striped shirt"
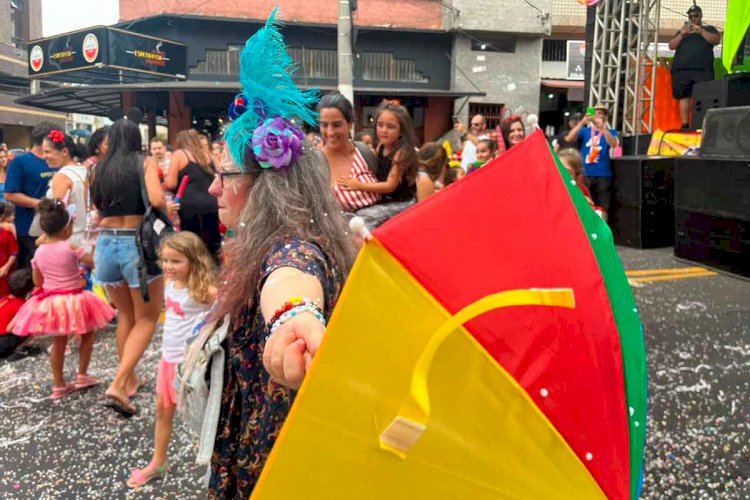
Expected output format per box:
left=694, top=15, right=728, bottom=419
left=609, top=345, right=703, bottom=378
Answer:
left=317, top=93, right=381, bottom=214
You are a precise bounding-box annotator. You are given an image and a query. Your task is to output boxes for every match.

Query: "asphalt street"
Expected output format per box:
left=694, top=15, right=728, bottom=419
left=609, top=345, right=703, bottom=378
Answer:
left=0, top=246, right=748, bottom=499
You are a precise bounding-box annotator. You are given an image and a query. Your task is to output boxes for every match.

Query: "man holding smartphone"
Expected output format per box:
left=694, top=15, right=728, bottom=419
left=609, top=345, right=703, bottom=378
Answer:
left=668, top=5, right=721, bottom=130
left=564, top=104, right=618, bottom=220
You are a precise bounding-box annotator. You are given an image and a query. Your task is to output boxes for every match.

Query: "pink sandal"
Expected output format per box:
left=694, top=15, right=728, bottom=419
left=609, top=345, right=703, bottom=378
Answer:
left=51, top=383, right=75, bottom=400
left=74, top=374, right=99, bottom=391
left=126, top=462, right=168, bottom=488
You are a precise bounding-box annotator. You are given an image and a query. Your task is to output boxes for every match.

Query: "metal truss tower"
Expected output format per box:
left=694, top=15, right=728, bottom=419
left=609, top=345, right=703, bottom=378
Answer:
left=589, top=0, right=661, bottom=142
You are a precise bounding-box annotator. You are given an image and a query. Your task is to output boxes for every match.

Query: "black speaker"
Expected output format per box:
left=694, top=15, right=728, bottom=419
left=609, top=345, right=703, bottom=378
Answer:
left=611, top=156, right=675, bottom=248
left=674, top=157, right=750, bottom=219
left=673, top=157, right=750, bottom=277
left=621, top=134, right=652, bottom=156
left=700, top=106, right=750, bottom=159
left=691, top=75, right=750, bottom=130
left=675, top=210, right=750, bottom=278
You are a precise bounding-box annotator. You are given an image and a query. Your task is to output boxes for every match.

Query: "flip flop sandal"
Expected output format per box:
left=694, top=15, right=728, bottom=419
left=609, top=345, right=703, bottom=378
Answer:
left=104, top=391, right=138, bottom=417
left=51, top=383, right=75, bottom=400
left=74, top=374, right=99, bottom=391
left=126, top=463, right=168, bottom=488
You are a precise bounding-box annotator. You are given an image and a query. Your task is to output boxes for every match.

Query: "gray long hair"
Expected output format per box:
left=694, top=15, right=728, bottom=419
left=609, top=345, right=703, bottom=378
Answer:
left=216, top=142, right=357, bottom=318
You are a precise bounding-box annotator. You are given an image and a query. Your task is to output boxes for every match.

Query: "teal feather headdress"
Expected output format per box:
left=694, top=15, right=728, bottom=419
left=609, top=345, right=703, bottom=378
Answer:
left=224, top=8, right=319, bottom=171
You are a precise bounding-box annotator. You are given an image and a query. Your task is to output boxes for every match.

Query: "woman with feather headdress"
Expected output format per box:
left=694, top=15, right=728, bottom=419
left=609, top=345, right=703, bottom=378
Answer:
left=206, top=9, right=356, bottom=497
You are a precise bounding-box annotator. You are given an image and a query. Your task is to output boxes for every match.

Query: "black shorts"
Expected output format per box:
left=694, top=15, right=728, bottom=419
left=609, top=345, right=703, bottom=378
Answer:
left=671, top=69, right=714, bottom=99
left=589, top=177, right=611, bottom=213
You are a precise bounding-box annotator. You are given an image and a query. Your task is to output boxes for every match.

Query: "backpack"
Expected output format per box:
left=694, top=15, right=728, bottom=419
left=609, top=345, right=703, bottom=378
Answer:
left=174, top=313, right=232, bottom=466
left=135, top=159, right=175, bottom=302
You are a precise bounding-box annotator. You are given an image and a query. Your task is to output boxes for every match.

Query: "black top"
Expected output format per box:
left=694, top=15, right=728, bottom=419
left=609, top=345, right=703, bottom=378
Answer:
left=672, top=25, right=719, bottom=73
left=97, top=164, right=146, bottom=218
left=177, top=161, right=218, bottom=218
left=377, top=151, right=416, bottom=203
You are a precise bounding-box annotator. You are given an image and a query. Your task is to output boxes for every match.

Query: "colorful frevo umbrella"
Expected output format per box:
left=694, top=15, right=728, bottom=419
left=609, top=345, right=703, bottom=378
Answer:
left=254, top=130, right=647, bottom=499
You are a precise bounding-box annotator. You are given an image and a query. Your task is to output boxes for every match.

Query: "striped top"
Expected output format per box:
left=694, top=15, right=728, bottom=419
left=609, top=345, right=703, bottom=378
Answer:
left=333, top=149, right=381, bottom=212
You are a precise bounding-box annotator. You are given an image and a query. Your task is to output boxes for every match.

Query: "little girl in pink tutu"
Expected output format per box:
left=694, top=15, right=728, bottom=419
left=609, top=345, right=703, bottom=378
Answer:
left=12, top=198, right=115, bottom=400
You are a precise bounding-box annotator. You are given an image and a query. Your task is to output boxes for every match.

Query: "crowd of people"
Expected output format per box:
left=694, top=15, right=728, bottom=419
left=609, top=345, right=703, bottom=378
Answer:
left=0, top=10, right=622, bottom=496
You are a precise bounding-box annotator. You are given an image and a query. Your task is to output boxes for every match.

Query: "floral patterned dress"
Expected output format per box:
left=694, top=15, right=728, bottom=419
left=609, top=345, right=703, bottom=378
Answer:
left=208, top=238, right=343, bottom=499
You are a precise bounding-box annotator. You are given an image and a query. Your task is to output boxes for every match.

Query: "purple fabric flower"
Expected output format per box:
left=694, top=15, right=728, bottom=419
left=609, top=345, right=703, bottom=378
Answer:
left=251, top=117, right=304, bottom=170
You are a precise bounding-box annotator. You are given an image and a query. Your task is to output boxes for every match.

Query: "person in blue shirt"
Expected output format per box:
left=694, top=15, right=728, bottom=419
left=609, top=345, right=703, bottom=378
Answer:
left=564, top=104, right=618, bottom=220
left=4, top=122, right=58, bottom=268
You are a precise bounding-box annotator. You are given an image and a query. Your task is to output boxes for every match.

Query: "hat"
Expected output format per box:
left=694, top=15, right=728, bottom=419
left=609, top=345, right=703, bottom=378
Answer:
left=687, top=5, right=702, bottom=15
left=593, top=103, right=609, bottom=114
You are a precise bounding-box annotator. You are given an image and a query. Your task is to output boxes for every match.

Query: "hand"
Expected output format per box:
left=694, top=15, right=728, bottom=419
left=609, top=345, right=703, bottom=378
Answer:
left=0, top=266, right=8, bottom=278
left=581, top=115, right=592, bottom=126
left=337, top=176, right=361, bottom=191
left=262, top=312, right=325, bottom=390
left=167, top=201, right=181, bottom=217
left=680, top=24, right=691, bottom=36
left=689, top=24, right=702, bottom=34
left=35, top=233, right=49, bottom=247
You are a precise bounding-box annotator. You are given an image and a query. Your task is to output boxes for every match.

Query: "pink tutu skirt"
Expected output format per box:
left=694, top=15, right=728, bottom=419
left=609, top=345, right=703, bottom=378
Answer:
left=12, top=289, right=115, bottom=337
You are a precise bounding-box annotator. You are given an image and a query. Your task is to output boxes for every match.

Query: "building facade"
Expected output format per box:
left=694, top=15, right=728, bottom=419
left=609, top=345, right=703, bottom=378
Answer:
left=0, top=0, right=64, bottom=148
left=113, top=0, right=548, bottom=140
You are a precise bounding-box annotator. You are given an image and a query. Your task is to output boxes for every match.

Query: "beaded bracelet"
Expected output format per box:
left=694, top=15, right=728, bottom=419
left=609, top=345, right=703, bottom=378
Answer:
left=268, top=303, right=326, bottom=335
left=266, top=297, right=325, bottom=333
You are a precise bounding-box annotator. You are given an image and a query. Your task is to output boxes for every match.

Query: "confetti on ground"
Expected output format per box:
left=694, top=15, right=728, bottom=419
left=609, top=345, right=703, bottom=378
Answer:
left=1, top=245, right=749, bottom=498
left=0, top=326, right=204, bottom=498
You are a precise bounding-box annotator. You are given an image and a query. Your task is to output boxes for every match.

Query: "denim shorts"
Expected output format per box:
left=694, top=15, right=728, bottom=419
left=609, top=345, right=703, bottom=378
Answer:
left=94, top=231, right=161, bottom=288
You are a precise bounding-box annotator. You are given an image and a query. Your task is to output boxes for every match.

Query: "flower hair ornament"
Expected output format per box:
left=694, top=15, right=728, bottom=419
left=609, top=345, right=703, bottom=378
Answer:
left=224, top=8, right=319, bottom=172
left=48, top=130, right=65, bottom=144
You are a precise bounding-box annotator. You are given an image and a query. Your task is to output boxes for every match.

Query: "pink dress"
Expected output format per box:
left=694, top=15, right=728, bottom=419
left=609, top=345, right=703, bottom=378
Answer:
left=12, top=241, right=114, bottom=336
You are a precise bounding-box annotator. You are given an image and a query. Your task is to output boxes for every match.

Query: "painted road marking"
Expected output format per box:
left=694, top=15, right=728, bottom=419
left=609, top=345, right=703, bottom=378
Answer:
left=626, top=267, right=717, bottom=284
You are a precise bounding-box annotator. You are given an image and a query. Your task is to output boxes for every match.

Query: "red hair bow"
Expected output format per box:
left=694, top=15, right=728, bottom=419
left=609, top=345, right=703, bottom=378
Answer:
left=48, top=130, right=65, bottom=144
left=504, top=114, right=522, bottom=124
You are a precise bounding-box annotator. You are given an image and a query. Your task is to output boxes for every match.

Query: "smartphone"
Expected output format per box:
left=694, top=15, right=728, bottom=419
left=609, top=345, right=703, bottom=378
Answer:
left=586, top=107, right=596, bottom=116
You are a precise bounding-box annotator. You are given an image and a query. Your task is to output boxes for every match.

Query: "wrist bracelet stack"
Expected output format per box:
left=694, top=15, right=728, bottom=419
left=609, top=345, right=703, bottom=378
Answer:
left=266, top=297, right=326, bottom=336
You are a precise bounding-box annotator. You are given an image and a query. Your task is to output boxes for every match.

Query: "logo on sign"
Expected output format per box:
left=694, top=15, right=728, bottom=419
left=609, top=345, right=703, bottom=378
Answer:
left=30, top=45, right=44, bottom=72
left=82, top=33, right=99, bottom=63
left=126, top=40, right=169, bottom=67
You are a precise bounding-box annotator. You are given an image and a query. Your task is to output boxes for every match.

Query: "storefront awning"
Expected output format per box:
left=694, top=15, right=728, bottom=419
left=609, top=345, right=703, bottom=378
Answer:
left=541, top=79, right=585, bottom=89
left=15, top=80, right=484, bottom=116
left=28, top=26, right=187, bottom=84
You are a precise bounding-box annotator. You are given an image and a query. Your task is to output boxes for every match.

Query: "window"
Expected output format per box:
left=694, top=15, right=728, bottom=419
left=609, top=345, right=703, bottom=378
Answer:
left=191, top=46, right=337, bottom=79
left=542, top=40, right=567, bottom=62
left=361, top=52, right=429, bottom=83
left=469, top=34, right=516, bottom=54
left=10, top=0, right=26, bottom=48
left=468, top=103, right=506, bottom=129
left=288, top=47, right=337, bottom=79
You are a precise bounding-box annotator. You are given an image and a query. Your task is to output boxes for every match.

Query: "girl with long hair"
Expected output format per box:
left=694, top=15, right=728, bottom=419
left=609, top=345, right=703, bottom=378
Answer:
left=165, top=129, right=221, bottom=260
left=337, top=101, right=419, bottom=227
left=91, top=118, right=168, bottom=416
left=127, top=232, right=216, bottom=487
